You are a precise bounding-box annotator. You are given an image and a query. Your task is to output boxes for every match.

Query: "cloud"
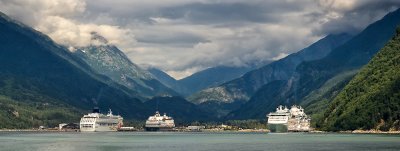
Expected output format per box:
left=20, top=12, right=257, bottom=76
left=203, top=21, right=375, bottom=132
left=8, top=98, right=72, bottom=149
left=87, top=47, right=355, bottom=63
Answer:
left=313, top=0, right=400, bottom=35
left=1, top=0, right=400, bottom=79
left=0, top=0, right=136, bottom=49
left=36, top=16, right=136, bottom=48
left=157, top=1, right=317, bottom=26
left=272, top=53, right=289, bottom=61
left=0, top=0, right=85, bottom=25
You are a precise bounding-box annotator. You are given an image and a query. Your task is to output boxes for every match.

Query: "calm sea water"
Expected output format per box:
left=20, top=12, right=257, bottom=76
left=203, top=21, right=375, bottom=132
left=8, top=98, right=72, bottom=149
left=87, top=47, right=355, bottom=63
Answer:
left=0, top=132, right=399, bottom=151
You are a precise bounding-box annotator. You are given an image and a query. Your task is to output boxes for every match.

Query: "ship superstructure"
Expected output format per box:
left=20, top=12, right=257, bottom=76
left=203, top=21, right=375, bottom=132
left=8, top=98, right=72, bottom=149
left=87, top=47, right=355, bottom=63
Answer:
left=145, top=111, right=175, bottom=131
left=267, top=105, right=310, bottom=132
left=80, top=107, right=123, bottom=132
left=287, top=105, right=311, bottom=132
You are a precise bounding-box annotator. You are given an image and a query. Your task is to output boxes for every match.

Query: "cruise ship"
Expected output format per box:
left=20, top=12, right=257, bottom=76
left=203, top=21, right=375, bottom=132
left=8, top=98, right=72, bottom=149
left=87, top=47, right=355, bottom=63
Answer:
left=79, top=107, right=123, bottom=132
left=267, top=105, right=311, bottom=132
left=145, top=111, right=175, bottom=131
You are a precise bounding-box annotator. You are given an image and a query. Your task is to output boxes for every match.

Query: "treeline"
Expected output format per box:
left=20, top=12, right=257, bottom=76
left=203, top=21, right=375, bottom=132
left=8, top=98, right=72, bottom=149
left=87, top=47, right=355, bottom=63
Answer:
left=0, top=95, right=81, bottom=129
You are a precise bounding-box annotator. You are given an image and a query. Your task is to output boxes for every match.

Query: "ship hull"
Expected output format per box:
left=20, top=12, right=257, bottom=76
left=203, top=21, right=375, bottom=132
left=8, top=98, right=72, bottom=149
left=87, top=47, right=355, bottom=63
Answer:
left=267, top=124, right=288, bottom=133
left=145, top=127, right=174, bottom=131
left=80, top=125, right=118, bottom=132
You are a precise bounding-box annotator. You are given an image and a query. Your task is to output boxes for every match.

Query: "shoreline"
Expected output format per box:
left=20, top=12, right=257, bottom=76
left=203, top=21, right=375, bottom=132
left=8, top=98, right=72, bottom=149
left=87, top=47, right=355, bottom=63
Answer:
left=309, top=130, right=400, bottom=134
left=339, top=130, right=400, bottom=134
left=1, top=129, right=399, bottom=134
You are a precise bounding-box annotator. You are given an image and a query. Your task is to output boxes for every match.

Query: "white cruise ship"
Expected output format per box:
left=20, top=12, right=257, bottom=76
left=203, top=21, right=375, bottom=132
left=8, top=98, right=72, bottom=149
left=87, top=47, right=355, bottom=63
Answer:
left=267, top=105, right=311, bottom=132
left=80, top=107, right=123, bottom=132
left=145, top=111, right=175, bottom=131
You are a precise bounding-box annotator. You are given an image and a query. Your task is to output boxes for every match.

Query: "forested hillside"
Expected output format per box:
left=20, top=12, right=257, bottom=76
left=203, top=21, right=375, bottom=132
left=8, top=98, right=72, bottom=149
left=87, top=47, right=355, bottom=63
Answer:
left=321, top=28, right=400, bottom=131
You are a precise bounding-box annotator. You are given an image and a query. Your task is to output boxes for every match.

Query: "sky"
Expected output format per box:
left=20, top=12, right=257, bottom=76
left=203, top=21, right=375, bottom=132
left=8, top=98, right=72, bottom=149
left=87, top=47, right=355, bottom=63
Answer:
left=1, top=0, right=400, bottom=79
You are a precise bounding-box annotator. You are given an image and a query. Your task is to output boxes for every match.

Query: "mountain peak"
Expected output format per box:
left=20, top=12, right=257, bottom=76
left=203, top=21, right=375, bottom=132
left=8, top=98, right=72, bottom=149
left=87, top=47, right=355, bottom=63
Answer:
left=90, top=31, right=109, bottom=45
left=73, top=43, right=179, bottom=98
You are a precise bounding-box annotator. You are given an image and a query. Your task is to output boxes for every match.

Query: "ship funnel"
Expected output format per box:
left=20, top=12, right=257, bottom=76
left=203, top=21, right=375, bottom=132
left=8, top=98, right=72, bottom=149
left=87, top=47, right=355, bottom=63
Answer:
left=92, top=107, right=100, bottom=113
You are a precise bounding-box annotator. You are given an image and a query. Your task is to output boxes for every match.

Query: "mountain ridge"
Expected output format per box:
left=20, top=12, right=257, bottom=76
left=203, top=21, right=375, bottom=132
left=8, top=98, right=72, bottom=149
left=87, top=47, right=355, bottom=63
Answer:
left=177, top=65, right=259, bottom=96
left=321, top=27, right=400, bottom=131
left=226, top=8, right=400, bottom=121
left=74, top=42, right=178, bottom=99
left=189, top=33, right=353, bottom=117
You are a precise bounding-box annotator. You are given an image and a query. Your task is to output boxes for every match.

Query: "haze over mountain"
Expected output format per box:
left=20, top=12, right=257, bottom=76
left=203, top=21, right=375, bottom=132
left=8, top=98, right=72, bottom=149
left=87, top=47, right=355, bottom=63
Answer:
left=227, top=8, right=400, bottom=121
left=148, top=68, right=182, bottom=91
left=189, top=32, right=352, bottom=117
left=178, top=64, right=269, bottom=96
left=150, top=65, right=264, bottom=96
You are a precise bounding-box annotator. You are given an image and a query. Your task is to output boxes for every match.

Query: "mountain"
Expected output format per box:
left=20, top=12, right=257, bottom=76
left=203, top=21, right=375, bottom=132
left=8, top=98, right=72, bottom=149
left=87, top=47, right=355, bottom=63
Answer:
left=177, top=66, right=256, bottom=96
left=148, top=68, right=178, bottom=89
left=321, top=28, right=400, bottom=131
left=227, top=8, right=400, bottom=121
left=147, top=67, right=190, bottom=96
left=149, top=65, right=261, bottom=97
left=189, top=33, right=353, bottom=117
left=73, top=33, right=177, bottom=99
left=0, top=11, right=150, bottom=125
left=144, top=96, right=215, bottom=123
left=0, top=12, right=214, bottom=128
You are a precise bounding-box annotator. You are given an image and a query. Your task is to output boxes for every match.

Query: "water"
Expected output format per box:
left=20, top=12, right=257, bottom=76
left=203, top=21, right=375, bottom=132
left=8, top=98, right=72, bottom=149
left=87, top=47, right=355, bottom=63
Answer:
left=0, top=132, right=399, bottom=151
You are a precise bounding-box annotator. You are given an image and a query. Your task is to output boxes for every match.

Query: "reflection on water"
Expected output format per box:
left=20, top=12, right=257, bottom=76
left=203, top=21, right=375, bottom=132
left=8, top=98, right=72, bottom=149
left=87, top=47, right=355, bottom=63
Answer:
left=0, top=132, right=400, bottom=151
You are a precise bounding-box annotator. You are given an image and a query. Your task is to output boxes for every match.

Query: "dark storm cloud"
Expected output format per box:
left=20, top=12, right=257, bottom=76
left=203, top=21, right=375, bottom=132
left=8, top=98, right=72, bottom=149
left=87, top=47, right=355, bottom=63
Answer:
left=313, top=0, right=400, bottom=35
left=2, top=0, right=400, bottom=79
left=136, top=32, right=210, bottom=46
left=158, top=1, right=305, bottom=25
